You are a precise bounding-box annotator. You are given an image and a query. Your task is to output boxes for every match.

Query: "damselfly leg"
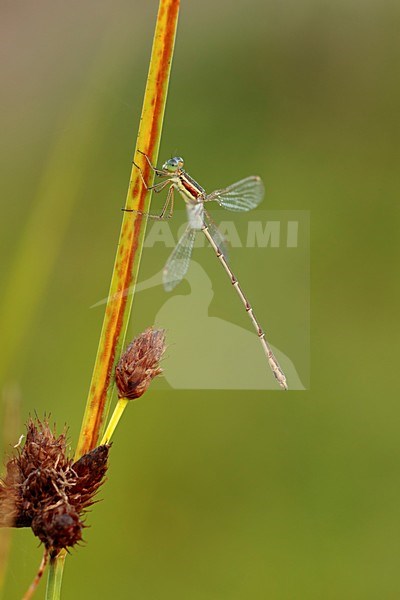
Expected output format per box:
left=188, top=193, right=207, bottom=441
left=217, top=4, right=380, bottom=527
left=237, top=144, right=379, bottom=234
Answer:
left=124, top=151, right=175, bottom=219
left=136, top=149, right=166, bottom=177
left=123, top=184, right=174, bottom=220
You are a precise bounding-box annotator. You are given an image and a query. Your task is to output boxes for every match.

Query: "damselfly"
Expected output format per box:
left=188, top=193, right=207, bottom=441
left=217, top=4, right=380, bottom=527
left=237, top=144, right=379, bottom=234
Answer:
left=126, top=151, right=288, bottom=390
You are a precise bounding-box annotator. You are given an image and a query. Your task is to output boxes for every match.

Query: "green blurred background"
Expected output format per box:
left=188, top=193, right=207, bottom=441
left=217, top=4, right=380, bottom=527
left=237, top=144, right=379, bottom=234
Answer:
left=1, top=0, right=399, bottom=597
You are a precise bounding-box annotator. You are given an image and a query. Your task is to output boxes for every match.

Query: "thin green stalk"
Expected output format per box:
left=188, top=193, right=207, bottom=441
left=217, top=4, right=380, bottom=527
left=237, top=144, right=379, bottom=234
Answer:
left=100, top=398, right=129, bottom=445
left=45, top=552, right=66, bottom=600
left=46, top=0, right=180, bottom=596
left=75, top=0, right=180, bottom=459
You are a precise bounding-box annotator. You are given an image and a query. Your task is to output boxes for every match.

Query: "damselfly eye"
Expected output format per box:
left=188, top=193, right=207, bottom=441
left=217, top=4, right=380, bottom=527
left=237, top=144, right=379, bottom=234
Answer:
left=163, top=157, right=184, bottom=172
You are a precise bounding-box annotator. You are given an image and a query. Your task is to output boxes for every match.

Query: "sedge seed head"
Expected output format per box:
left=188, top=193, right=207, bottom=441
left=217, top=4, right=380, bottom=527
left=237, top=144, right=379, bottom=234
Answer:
left=0, top=417, right=110, bottom=554
left=115, top=327, right=166, bottom=400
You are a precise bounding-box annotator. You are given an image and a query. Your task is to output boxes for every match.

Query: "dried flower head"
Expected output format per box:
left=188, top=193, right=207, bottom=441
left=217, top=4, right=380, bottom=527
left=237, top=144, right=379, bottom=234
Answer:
left=0, top=418, right=109, bottom=555
left=115, top=327, right=166, bottom=399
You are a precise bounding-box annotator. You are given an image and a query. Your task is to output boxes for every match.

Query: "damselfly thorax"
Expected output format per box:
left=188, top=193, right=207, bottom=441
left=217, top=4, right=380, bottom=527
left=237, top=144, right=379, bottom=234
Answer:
left=125, top=151, right=288, bottom=390
left=171, top=171, right=206, bottom=229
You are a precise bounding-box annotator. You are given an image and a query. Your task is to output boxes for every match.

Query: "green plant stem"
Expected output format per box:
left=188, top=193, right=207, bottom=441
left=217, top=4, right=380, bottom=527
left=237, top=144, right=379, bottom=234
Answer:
left=75, top=0, right=180, bottom=459
left=45, top=552, right=66, bottom=600
left=100, top=398, right=129, bottom=445
left=44, top=0, right=180, bottom=596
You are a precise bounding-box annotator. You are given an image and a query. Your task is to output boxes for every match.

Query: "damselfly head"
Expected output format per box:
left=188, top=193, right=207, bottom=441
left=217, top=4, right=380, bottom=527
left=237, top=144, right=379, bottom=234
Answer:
left=163, top=157, right=184, bottom=172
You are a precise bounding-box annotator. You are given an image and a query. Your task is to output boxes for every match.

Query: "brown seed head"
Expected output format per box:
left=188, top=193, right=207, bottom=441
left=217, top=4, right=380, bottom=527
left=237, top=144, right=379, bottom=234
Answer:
left=0, top=418, right=110, bottom=554
left=115, top=327, right=166, bottom=399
